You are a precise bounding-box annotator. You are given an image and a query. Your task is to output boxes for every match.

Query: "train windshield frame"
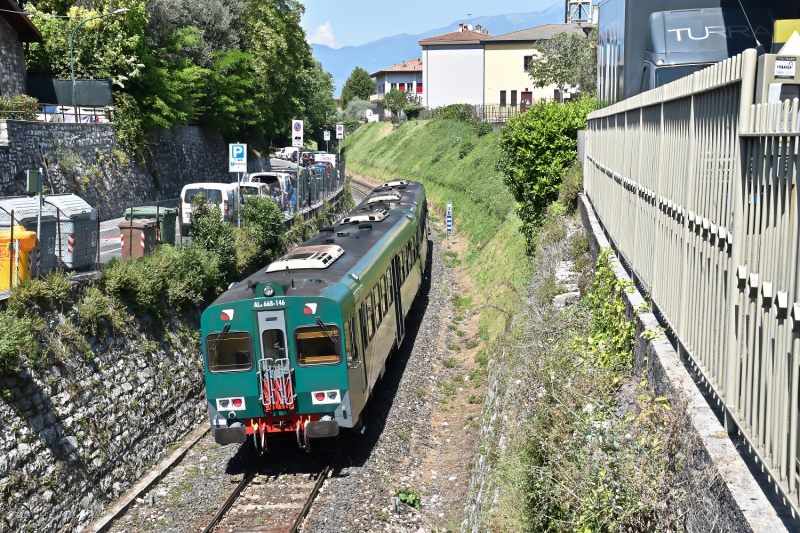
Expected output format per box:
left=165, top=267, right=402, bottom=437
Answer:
left=206, top=331, right=253, bottom=373
left=294, top=325, right=342, bottom=367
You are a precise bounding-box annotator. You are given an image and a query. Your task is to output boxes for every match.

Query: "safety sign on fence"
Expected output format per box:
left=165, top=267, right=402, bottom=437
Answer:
left=336, top=124, right=344, bottom=140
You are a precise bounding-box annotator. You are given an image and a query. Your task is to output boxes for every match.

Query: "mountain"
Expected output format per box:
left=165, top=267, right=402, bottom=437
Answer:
left=314, top=3, right=565, bottom=96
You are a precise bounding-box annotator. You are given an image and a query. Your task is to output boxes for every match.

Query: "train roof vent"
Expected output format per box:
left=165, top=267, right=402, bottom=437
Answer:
left=383, top=180, right=408, bottom=187
left=367, top=193, right=402, bottom=205
left=341, top=209, right=389, bottom=224
left=266, top=245, right=345, bottom=272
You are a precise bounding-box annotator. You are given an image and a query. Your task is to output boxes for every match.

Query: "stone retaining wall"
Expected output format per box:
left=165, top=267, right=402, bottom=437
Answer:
left=0, top=307, right=206, bottom=533
left=0, top=16, right=26, bottom=97
left=0, top=121, right=271, bottom=219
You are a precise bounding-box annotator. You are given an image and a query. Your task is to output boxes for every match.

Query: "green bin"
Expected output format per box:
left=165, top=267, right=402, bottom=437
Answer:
left=124, top=206, right=178, bottom=245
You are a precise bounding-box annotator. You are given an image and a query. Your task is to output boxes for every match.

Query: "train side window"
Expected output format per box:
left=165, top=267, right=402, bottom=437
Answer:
left=373, top=286, right=383, bottom=324
left=382, top=275, right=390, bottom=311
left=206, top=331, right=253, bottom=373
left=359, top=306, right=368, bottom=350
left=344, top=319, right=355, bottom=365
left=385, top=269, right=394, bottom=306
left=366, top=295, right=376, bottom=339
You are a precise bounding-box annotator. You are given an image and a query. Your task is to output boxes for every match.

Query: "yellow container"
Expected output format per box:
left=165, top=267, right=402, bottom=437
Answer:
left=0, top=226, right=38, bottom=290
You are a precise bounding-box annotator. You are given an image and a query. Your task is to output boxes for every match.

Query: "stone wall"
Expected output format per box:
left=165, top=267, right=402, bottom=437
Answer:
left=0, top=16, right=26, bottom=97
left=0, top=121, right=271, bottom=219
left=0, top=302, right=206, bottom=533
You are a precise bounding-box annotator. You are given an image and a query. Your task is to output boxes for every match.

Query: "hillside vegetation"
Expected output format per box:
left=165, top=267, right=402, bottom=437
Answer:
left=342, top=120, right=695, bottom=532
left=341, top=120, right=528, bottom=339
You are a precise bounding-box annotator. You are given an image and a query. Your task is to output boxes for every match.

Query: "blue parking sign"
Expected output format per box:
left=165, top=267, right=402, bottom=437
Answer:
left=229, top=143, right=247, bottom=173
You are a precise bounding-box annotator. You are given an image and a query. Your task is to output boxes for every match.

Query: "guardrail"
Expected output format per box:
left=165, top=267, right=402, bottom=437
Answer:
left=584, top=48, right=800, bottom=511
left=0, top=104, right=111, bottom=123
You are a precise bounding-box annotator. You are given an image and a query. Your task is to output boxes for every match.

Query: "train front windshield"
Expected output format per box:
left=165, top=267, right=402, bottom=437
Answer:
left=295, top=326, right=341, bottom=366
left=207, top=332, right=253, bottom=372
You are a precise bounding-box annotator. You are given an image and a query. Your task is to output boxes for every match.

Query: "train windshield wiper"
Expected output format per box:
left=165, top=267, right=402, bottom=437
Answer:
left=209, top=324, right=231, bottom=354
left=316, top=317, right=338, bottom=344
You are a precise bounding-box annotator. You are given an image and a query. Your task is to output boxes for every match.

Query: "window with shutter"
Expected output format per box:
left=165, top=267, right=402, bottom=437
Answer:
left=500, top=90, right=507, bottom=106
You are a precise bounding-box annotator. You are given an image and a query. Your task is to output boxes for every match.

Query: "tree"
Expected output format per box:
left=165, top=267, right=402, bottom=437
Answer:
left=498, top=96, right=596, bottom=252
left=297, top=57, right=337, bottom=144
left=381, top=88, right=407, bottom=119
left=527, top=28, right=597, bottom=95
left=340, top=67, right=375, bottom=107
left=340, top=97, right=376, bottom=120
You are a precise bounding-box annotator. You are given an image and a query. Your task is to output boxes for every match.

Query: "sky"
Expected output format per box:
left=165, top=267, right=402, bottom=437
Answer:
left=300, top=0, right=557, bottom=48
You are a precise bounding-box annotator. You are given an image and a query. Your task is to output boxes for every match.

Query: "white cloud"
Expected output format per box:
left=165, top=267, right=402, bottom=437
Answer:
left=309, top=21, right=339, bottom=48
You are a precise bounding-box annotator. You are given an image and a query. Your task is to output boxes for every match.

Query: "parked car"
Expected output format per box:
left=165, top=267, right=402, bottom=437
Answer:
left=283, top=147, right=299, bottom=162
left=246, top=172, right=292, bottom=211
left=180, top=183, right=237, bottom=236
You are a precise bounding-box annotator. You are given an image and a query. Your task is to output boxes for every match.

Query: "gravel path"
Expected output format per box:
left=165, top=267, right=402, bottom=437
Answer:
left=301, top=224, right=471, bottom=533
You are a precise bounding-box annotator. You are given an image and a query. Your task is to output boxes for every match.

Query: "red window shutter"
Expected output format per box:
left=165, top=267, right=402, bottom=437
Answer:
left=417, top=83, right=423, bottom=93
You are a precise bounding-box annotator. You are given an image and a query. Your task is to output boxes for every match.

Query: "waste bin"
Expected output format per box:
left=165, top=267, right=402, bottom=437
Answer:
left=44, top=194, right=98, bottom=271
left=0, top=196, right=59, bottom=275
left=117, top=219, right=158, bottom=260
left=0, top=226, right=38, bottom=290
left=124, top=206, right=178, bottom=245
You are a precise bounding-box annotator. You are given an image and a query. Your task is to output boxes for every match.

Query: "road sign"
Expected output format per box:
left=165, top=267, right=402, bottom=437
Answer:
left=292, top=120, right=304, bottom=147
left=336, top=124, right=344, bottom=140
left=446, top=202, right=453, bottom=234
left=229, top=143, right=247, bottom=173
left=324, top=130, right=331, bottom=141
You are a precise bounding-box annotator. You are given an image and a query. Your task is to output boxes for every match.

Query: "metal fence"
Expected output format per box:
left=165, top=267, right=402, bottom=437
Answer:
left=584, top=48, right=800, bottom=510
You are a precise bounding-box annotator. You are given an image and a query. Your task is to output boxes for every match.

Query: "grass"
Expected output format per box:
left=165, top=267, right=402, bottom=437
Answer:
left=443, top=357, right=459, bottom=368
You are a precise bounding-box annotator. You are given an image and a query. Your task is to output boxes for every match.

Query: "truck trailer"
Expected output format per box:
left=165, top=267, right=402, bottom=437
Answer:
left=597, top=0, right=800, bottom=103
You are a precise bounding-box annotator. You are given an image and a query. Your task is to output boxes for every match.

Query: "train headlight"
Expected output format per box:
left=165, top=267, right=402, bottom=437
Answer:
left=219, top=399, right=230, bottom=408
left=315, top=392, right=325, bottom=401
left=263, top=285, right=275, bottom=297
left=232, top=398, right=243, bottom=408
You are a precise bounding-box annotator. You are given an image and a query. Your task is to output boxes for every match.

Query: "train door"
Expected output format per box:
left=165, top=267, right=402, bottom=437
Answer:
left=256, top=310, right=293, bottom=411
left=346, top=314, right=368, bottom=416
left=391, top=255, right=405, bottom=346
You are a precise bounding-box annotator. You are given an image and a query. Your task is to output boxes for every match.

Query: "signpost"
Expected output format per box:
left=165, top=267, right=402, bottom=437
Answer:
left=229, top=143, right=247, bottom=228
left=324, top=130, right=330, bottom=153
left=446, top=202, right=453, bottom=246
left=26, top=170, right=42, bottom=277
left=292, top=120, right=304, bottom=147
left=292, top=120, right=304, bottom=216
left=336, top=124, right=344, bottom=140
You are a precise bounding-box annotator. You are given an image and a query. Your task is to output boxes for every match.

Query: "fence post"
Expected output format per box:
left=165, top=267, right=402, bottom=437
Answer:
left=724, top=48, right=758, bottom=428
left=8, top=211, right=13, bottom=290
left=96, top=205, right=101, bottom=270
left=56, top=207, right=62, bottom=272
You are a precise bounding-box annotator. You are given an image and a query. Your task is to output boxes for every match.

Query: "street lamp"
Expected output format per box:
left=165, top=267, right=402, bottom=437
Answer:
left=70, top=8, right=129, bottom=117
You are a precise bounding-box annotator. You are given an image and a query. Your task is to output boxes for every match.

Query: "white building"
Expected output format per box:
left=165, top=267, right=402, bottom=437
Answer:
left=370, top=58, right=424, bottom=103
left=419, top=23, right=490, bottom=108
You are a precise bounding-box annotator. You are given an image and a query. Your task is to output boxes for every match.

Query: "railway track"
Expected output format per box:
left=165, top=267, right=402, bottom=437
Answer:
left=349, top=177, right=377, bottom=198
left=202, top=440, right=339, bottom=533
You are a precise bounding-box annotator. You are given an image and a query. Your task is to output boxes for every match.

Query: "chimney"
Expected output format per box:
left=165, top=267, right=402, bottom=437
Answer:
left=476, top=24, right=482, bottom=32
left=483, top=29, right=489, bottom=34
left=458, top=22, right=464, bottom=32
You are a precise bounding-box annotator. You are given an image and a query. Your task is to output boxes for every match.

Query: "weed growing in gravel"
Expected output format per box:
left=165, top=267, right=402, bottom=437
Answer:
left=398, top=429, right=410, bottom=442
left=447, top=324, right=457, bottom=331
left=443, top=357, right=459, bottom=368
left=440, top=381, right=457, bottom=396
left=447, top=343, right=461, bottom=353
left=455, top=330, right=466, bottom=337
left=414, top=387, right=427, bottom=403
left=468, top=395, right=484, bottom=404
left=474, top=349, right=489, bottom=367
left=395, top=487, right=422, bottom=509
left=454, top=314, right=465, bottom=322
left=466, top=340, right=479, bottom=349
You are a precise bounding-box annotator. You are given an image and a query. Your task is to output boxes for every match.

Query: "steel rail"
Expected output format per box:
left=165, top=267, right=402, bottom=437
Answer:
left=200, top=463, right=260, bottom=533
left=288, top=462, right=333, bottom=533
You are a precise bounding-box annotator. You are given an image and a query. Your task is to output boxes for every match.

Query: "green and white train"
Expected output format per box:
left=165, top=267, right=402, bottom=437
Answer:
left=200, top=180, right=428, bottom=452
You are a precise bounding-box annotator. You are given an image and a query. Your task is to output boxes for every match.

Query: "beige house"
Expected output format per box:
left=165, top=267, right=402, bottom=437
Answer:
left=481, top=24, right=584, bottom=108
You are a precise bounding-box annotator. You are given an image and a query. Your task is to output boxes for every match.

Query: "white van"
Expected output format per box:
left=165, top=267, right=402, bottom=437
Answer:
left=180, top=183, right=236, bottom=235
left=282, top=146, right=299, bottom=161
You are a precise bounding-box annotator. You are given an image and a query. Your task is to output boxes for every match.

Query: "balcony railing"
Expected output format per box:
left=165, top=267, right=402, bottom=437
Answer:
left=0, top=104, right=112, bottom=124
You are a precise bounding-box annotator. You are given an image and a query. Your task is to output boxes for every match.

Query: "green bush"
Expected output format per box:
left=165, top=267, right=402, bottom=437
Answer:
left=0, top=310, right=39, bottom=373
left=558, top=161, right=584, bottom=211
left=242, top=196, right=286, bottom=271
left=498, top=96, right=596, bottom=252
left=458, top=139, right=475, bottom=159
left=0, top=94, right=38, bottom=121
left=404, top=104, right=423, bottom=120
left=7, top=271, right=72, bottom=315
left=190, top=195, right=237, bottom=280
left=77, top=285, right=128, bottom=338
left=476, top=121, right=493, bottom=137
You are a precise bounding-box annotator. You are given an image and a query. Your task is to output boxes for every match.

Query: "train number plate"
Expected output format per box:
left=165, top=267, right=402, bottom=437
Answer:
left=254, top=299, right=286, bottom=309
